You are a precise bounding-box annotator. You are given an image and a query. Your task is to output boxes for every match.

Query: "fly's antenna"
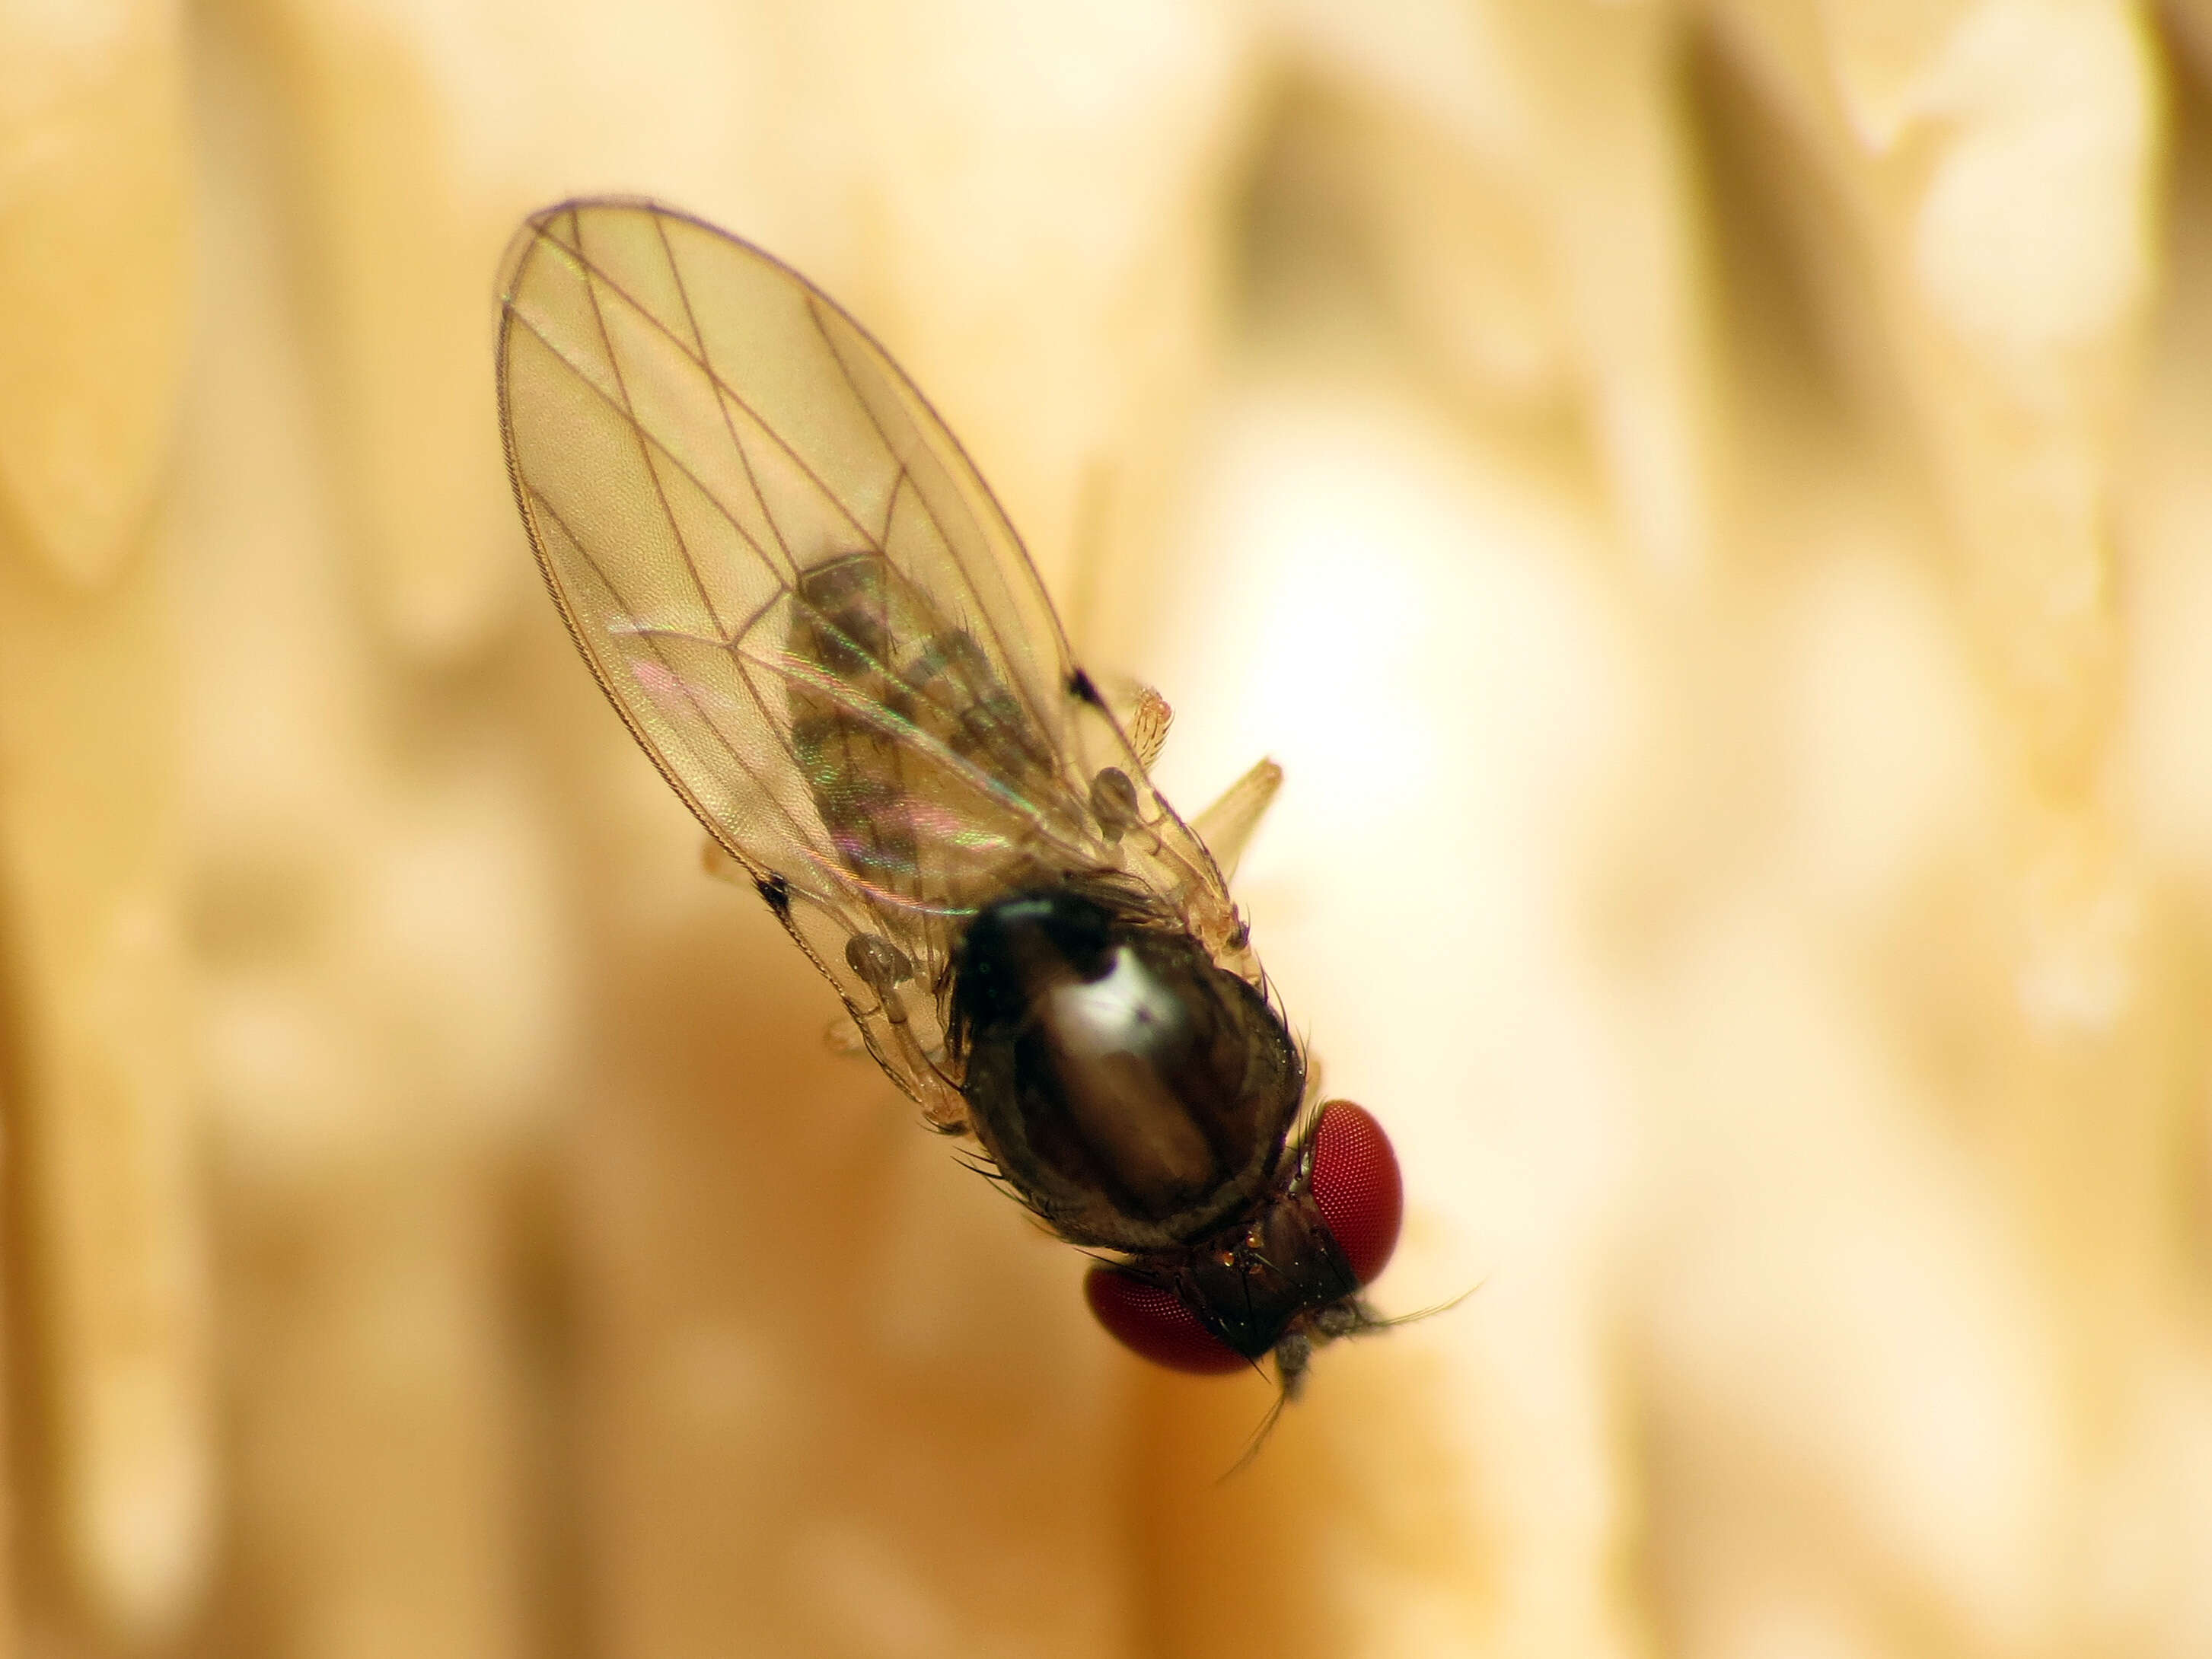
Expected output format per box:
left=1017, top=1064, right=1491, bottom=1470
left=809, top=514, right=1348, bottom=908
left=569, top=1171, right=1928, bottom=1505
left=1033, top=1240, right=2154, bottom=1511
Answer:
left=1217, top=1375, right=1292, bottom=1484
left=1369, top=1277, right=1487, bottom=1332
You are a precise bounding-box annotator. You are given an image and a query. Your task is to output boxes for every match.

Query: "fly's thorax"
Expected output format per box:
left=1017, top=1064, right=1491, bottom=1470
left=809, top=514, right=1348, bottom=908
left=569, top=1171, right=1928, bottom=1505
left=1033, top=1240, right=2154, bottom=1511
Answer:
left=948, top=877, right=1304, bottom=1251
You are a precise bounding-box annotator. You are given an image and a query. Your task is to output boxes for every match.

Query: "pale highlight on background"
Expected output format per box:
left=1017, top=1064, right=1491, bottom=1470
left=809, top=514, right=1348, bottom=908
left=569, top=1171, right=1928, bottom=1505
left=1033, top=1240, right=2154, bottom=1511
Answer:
left=0, top=2, right=2207, bottom=1657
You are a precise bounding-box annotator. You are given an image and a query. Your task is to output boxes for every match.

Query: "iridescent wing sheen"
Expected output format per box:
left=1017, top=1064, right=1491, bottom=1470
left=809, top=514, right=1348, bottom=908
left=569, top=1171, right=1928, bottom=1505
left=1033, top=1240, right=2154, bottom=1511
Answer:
left=496, top=199, right=1251, bottom=1126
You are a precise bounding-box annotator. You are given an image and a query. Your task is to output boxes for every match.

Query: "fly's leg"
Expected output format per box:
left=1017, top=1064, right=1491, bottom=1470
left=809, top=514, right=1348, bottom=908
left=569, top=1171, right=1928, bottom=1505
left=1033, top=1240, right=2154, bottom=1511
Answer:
left=708, top=844, right=876, bottom=1057
left=1128, top=684, right=1172, bottom=771
left=1191, top=757, right=1283, bottom=880
left=1086, top=686, right=1176, bottom=850
left=845, top=934, right=913, bottom=1024
left=833, top=1008, right=971, bottom=1132
left=845, top=934, right=971, bottom=1135
left=913, top=1073, right=971, bottom=1135
left=850, top=1015, right=971, bottom=1132
left=1163, top=756, right=1284, bottom=977
left=1078, top=672, right=1172, bottom=769
left=700, top=836, right=750, bottom=885
left=704, top=841, right=881, bottom=1062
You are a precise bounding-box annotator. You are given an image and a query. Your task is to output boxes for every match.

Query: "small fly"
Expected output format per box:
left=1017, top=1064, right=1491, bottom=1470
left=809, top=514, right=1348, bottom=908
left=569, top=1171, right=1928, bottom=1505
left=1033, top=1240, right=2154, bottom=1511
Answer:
left=496, top=199, right=1404, bottom=1396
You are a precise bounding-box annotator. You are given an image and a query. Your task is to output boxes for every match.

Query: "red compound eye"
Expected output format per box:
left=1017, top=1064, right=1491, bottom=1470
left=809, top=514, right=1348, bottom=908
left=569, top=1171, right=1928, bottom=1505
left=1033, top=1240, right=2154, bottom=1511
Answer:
left=1309, top=1100, right=1402, bottom=1286
left=1084, top=1268, right=1248, bottom=1374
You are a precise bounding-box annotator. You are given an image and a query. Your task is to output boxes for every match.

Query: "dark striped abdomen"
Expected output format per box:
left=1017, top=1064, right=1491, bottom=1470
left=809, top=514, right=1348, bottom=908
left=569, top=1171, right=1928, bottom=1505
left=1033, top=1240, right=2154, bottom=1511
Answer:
left=786, top=552, right=1065, bottom=915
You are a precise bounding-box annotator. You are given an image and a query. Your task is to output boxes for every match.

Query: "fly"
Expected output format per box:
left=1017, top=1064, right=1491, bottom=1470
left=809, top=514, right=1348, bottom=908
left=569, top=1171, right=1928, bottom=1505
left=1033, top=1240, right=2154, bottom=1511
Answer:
left=496, top=198, right=1404, bottom=1396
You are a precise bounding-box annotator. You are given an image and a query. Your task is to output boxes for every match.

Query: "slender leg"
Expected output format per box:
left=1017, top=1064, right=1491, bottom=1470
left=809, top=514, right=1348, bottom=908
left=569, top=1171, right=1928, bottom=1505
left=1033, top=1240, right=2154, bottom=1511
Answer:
left=1191, top=757, right=1283, bottom=879
left=701, top=843, right=966, bottom=1127
left=1128, top=684, right=1173, bottom=771
left=699, top=836, right=752, bottom=886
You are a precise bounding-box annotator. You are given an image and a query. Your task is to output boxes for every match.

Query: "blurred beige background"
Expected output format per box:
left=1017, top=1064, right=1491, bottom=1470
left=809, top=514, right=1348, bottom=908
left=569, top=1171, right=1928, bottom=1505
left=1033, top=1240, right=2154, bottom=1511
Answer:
left=4, top=1, right=2211, bottom=1656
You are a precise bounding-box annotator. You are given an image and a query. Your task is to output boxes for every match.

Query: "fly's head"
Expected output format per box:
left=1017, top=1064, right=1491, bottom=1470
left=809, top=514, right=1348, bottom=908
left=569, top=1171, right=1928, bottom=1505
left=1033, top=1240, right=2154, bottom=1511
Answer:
left=1084, top=1100, right=1403, bottom=1397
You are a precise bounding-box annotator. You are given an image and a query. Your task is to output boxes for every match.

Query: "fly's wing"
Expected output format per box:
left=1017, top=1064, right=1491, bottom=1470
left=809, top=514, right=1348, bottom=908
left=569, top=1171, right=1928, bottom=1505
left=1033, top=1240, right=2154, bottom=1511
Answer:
left=496, top=199, right=1252, bottom=1124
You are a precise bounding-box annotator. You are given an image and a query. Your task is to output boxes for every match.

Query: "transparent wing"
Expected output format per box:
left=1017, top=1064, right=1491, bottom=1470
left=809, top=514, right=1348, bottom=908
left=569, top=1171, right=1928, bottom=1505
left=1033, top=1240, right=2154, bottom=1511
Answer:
left=496, top=199, right=1253, bottom=1124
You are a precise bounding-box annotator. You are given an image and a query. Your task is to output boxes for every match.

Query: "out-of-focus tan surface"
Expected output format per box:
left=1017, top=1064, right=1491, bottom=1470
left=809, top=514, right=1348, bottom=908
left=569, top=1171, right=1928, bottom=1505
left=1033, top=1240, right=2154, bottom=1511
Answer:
left=1, top=1, right=2208, bottom=1655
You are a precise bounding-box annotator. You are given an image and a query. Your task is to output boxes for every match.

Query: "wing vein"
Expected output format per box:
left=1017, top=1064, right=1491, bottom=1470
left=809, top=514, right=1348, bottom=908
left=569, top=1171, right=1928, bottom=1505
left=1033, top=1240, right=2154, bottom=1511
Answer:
left=525, top=486, right=849, bottom=883
left=564, top=209, right=734, bottom=645
left=543, top=231, right=885, bottom=561
left=751, top=649, right=1063, bottom=835
left=802, top=291, right=1067, bottom=748
left=518, top=284, right=1057, bottom=836
left=650, top=209, right=801, bottom=585
left=505, top=304, right=798, bottom=614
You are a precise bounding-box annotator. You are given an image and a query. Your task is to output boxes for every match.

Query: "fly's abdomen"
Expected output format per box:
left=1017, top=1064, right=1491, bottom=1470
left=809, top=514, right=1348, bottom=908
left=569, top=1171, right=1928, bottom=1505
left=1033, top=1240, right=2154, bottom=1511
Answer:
left=789, top=555, right=918, bottom=894
left=785, top=552, right=1073, bottom=919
